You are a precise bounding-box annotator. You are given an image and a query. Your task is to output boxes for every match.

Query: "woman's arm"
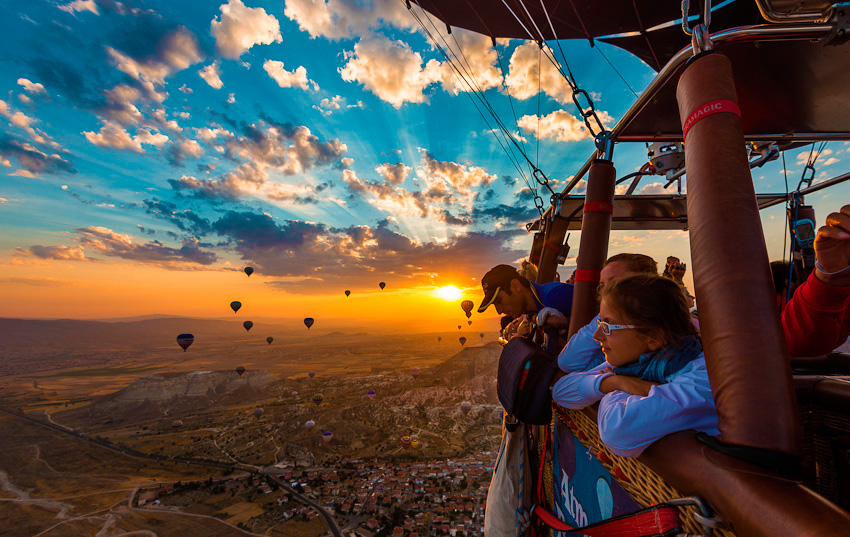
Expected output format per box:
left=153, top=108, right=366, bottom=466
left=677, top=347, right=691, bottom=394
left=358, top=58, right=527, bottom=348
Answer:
left=556, top=314, right=605, bottom=373
left=552, top=363, right=614, bottom=409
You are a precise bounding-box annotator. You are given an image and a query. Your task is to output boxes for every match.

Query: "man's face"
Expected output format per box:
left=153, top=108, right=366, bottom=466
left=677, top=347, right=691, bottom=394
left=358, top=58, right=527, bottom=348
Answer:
left=493, top=280, right=526, bottom=317
left=600, top=261, right=633, bottom=287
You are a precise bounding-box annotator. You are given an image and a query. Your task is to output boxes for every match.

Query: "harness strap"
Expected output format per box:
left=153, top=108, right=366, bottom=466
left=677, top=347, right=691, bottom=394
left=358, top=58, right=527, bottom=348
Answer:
left=531, top=503, right=683, bottom=537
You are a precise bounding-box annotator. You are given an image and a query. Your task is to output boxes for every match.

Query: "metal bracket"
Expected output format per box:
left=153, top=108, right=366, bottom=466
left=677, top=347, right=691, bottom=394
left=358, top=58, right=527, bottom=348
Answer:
left=822, top=3, right=850, bottom=45
left=665, top=496, right=729, bottom=537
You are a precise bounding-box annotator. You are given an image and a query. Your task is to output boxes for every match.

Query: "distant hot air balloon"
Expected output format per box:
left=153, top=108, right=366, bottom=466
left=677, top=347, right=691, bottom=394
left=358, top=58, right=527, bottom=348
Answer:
left=344, top=290, right=351, bottom=297
left=411, top=438, right=420, bottom=450
left=379, top=282, right=386, bottom=290
left=304, top=318, right=314, bottom=330
left=312, top=393, right=323, bottom=406
left=468, top=321, right=472, bottom=326
left=172, top=419, right=183, bottom=428
left=308, top=371, right=315, bottom=379
left=460, top=401, right=472, bottom=415
left=291, top=391, right=298, bottom=397
left=367, top=390, right=376, bottom=400
left=243, top=321, right=253, bottom=331
left=230, top=301, right=241, bottom=313
left=401, top=435, right=412, bottom=450
left=459, top=337, right=467, bottom=346
left=236, top=366, right=246, bottom=376
left=266, top=336, right=274, bottom=345
left=305, top=420, right=315, bottom=430
left=437, top=336, right=442, bottom=342
left=480, top=333, right=484, bottom=338
left=457, top=325, right=462, bottom=330
left=461, top=300, right=474, bottom=318
left=410, top=367, right=420, bottom=379
left=322, top=431, right=333, bottom=443
left=176, top=334, right=194, bottom=352
left=244, top=267, right=254, bottom=277
left=253, top=407, right=264, bottom=418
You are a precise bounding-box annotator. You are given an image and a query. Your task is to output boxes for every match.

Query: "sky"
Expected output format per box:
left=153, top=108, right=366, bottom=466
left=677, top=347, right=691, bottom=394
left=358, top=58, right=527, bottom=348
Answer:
left=0, top=0, right=847, bottom=324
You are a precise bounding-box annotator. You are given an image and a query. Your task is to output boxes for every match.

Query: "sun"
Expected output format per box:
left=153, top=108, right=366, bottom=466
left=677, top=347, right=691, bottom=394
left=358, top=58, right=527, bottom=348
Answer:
left=434, top=285, right=463, bottom=301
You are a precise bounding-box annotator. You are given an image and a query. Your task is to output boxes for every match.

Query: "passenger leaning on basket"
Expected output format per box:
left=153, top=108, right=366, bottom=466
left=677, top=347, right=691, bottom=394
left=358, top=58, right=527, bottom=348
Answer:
left=558, top=253, right=657, bottom=373
left=552, top=274, right=719, bottom=457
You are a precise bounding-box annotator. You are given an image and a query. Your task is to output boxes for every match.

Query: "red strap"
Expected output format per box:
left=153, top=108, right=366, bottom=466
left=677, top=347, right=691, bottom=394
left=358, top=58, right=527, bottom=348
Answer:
left=583, top=202, right=614, bottom=214
left=544, top=242, right=561, bottom=254
left=537, top=423, right=550, bottom=506
left=682, top=99, right=741, bottom=141
left=574, top=269, right=601, bottom=282
left=532, top=504, right=682, bottom=537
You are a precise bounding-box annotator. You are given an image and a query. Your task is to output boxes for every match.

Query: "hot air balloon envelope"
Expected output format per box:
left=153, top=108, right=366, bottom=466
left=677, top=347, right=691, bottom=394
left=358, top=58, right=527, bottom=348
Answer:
left=379, top=282, right=386, bottom=289
left=308, top=371, right=315, bottom=379
left=253, top=407, right=264, bottom=418
left=344, top=290, right=351, bottom=297
left=457, top=325, right=462, bottom=330
left=437, top=336, right=442, bottom=342
left=230, top=301, right=241, bottom=313
left=411, top=439, right=420, bottom=449
left=243, top=321, right=253, bottom=331
left=468, top=320, right=472, bottom=326
left=459, top=337, right=467, bottom=346
left=266, top=336, right=273, bottom=345
left=304, top=318, right=314, bottom=330
left=176, top=334, right=194, bottom=351
left=480, top=333, right=484, bottom=338
left=401, top=435, right=412, bottom=449
left=460, top=401, right=472, bottom=415
left=312, top=393, right=323, bottom=406
left=172, top=420, right=183, bottom=428
left=236, top=366, right=246, bottom=376
left=305, top=420, right=315, bottom=430
left=291, top=391, right=298, bottom=397
left=322, top=431, right=333, bottom=442
left=244, top=267, right=254, bottom=276
left=367, top=390, right=376, bottom=400
left=461, top=300, right=474, bottom=314
left=410, top=367, right=420, bottom=379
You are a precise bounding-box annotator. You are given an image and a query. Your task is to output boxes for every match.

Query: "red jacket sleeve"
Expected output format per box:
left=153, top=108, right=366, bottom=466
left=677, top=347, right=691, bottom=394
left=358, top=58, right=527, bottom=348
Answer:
left=782, top=271, right=850, bottom=356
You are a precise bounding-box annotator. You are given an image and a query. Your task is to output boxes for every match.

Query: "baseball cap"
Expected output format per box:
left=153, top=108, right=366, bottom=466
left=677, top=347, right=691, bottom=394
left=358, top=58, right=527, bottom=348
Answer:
left=478, top=264, right=520, bottom=313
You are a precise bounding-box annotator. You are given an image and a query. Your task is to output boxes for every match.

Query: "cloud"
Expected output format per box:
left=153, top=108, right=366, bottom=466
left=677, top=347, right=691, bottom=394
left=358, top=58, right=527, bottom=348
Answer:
left=211, top=0, right=282, bottom=59
left=17, top=78, right=46, bottom=94
left=143, top=198, right=212, bottom=236
left=0, top=136, right=75, bottom=176
left=263, top=60, right=317, bottom=91
left=198, top=62, right=223, bottom=89
left=505, top=42, right=574, bottom=104
left=418, top=150, right=495, bottom=195
left=376, top=162, right=411, bottom=186
left=15, top=244, right=87, bottom=261
left=74, top=226, right=217, bottom=266
left=83, top=121, right=144, bottom=152
left=518, top=110, right=588, bottom=143
left=4, top=277, right=79, bottom=287
left=432, top=30, right=502, bottom=95
left=58, top=0, right=99, bottom=15
left=339, top=35, right=443, bottom=108
left=224, top=121, right=347, bottom=175
left=283, top=0, right=416, bottom=40
left=179, top=84, right=193, bottom=94
left=639, top=182, right=669, bottom=194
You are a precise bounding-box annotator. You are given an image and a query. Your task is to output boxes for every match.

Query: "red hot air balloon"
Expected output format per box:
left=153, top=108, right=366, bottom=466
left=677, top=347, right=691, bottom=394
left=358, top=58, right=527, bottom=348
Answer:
left=322, top=431, right=333, bottom=443
left=344, top=290, right=351, bottom=297
left=312, top=393, right=323, bottom=406
left=253, top=407, right=264, bottom=418
left=243, top=321, right=253, bottom=331
left=230, top=301, right=241, bottom=313
left=367, top=390, right=376, bottom=400
left=459, top=337, right=467, bottom=346
left=236, top=366, right=246, bottom=376
left=266, top=336, right=273, bottom=345
left=305, top=420, right=315, bottom=430
left=379, top=282, right=386, bottom=289
left=411, top=367, right=420, bottom=379
left=176, top=334, right=194, bottom=352
left=244, top=267, right=254, bottom=277
left=304, top=318, right=314, bottom=330
left=460, top=401, right=472, bottom=415
left=461, top=300, right=474, bottom=319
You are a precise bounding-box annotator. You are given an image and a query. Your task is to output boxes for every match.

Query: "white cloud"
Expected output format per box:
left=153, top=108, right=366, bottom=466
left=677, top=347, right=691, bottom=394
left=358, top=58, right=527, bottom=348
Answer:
left=179, top=84, right=193, bottom=94
left=517, top=109, right=614, bottom=143
left=639, top=182, right=669, bottom=194
left=58, top=0, right=99, bottom=15
left=340, top=35, right=442, bottom=108
left=227, top=93, right=236, bottom=104
left=135, top=129, right=169, bottom=147
left=199, top=62, right=223, bottom=89
left=376, top=162, right=411, bottom=186
left=17, top=78, right=46, bottom=94
left=432, top=30, right=501, bottom=95
left=505, top=42, right=575, bottom=104
left=283, top=0, right=416, bottom=40
left=211, top=0, right=282, bottom=59
left=195, top=126, right=233, bottom=140
left=11, top=169, right=37, bottom=177
left=822, top=157, right=839, bottom=166
left=83, top=121, right=143, bottom=153
left=263, top=60, right=317, bottom=91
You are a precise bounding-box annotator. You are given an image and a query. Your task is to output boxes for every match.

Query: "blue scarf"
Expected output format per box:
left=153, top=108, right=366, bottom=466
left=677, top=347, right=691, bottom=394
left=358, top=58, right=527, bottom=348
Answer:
left=614, top=335, right=703, bottom=383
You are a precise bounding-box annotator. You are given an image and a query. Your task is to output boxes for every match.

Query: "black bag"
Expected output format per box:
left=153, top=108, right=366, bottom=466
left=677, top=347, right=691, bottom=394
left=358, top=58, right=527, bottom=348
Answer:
left=497, top=332, right=559, bottom=426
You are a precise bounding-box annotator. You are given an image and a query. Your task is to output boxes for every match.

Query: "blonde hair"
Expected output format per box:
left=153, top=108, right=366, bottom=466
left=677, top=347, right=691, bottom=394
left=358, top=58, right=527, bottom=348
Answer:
left=518, top=260, right=538, bottom=281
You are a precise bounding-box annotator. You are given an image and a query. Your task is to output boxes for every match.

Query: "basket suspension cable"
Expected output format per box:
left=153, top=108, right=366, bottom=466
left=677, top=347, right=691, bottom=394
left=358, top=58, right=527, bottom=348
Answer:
left=494, top=37, right=537, bottom=181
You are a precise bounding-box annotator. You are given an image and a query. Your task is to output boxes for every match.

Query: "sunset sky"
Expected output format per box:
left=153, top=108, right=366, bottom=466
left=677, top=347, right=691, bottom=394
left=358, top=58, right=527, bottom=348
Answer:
left=0, top=0, right=847, bottom=324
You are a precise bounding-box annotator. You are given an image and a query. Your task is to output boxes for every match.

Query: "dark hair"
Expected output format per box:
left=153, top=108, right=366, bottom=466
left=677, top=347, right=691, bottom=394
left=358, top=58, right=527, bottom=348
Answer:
left=604, top=253, right=658, bottom=275
left=600, top=274, right=697, bottom=345
left=500, top=315, right=514, bottom=331
left=770, top=261, right=790, bottom=295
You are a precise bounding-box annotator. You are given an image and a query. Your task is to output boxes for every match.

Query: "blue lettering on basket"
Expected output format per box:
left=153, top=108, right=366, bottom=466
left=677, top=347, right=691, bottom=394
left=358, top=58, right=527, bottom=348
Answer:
left=559, top=469, right=589, bottom=528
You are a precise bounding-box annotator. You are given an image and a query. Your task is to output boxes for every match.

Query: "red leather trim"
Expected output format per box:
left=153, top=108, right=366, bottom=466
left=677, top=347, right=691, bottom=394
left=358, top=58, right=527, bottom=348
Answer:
left=682, top=99, right=740, bottom=141
left=574, top=269, right=602, bottom=282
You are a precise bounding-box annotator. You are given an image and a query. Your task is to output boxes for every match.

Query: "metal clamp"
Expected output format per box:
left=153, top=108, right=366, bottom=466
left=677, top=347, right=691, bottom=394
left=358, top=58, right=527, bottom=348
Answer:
left=665, top=496, right=728, bottom=537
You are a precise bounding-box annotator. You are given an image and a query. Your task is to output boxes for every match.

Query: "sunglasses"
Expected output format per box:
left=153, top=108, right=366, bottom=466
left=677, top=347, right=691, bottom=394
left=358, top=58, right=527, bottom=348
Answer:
left=596, top=318, right=636, bottom=335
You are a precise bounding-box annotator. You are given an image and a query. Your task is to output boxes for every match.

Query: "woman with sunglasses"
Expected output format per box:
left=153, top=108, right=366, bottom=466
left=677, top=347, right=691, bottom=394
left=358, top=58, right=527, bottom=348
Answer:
left=552, top=273, right=719, bottom=457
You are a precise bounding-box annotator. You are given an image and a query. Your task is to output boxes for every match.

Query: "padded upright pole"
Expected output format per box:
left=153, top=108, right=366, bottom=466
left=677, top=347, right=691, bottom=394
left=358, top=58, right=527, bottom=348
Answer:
left=676, top=52, right=801, bottom=458
left=536, top=216, right=570, bottom=284
left=568, top=160, right=615, bottom=339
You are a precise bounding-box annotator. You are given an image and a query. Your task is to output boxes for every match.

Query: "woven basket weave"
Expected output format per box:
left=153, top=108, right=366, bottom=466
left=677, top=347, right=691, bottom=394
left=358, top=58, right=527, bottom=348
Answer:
left=552, top=404, right=737, bottom=537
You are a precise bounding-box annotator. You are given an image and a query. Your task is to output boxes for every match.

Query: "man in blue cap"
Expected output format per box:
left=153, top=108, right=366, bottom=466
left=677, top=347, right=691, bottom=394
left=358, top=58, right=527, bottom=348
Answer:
left=478, top=264, right=573, bottom=335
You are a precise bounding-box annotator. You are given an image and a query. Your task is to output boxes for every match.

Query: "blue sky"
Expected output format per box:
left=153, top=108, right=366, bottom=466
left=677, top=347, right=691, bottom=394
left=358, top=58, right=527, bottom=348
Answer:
left=0, top=0, right=847, bottom=318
